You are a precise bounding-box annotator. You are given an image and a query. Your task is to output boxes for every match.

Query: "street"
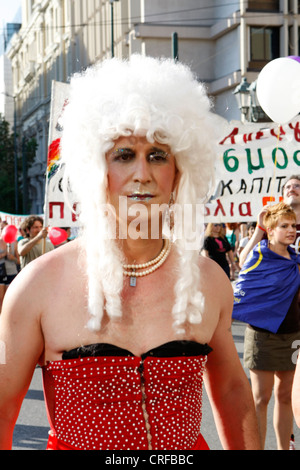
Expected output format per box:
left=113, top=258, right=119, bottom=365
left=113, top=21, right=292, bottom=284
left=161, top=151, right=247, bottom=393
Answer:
left=12, top=321, right=300, bottom=451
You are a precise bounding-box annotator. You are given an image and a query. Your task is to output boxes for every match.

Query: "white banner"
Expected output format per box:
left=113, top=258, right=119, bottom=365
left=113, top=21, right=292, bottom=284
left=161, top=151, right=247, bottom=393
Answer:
left=205, top=116, right=300, bottom=222
left=0, top=211, right=27, bottom=227
left=44, top=81, right=79, bottom=228
left=45, top=83, right=300, bottom=227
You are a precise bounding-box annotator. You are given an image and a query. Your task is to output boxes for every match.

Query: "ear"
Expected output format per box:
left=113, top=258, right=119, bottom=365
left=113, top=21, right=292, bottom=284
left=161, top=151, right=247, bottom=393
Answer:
left=266, top=226, right=273, bottom=240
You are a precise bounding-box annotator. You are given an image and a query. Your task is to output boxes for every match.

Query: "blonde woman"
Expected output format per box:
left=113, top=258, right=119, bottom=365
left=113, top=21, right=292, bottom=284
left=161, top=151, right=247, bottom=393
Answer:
left=233, top=202, right=300, bottom=449
left=202, top=223, right=236, bottom=279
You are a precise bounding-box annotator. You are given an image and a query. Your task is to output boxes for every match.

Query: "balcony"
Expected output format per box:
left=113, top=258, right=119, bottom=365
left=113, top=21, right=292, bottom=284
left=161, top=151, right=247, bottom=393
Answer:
left=24, top=61, right=35, bottom=83
left=247, top=0, right=280, bottom=11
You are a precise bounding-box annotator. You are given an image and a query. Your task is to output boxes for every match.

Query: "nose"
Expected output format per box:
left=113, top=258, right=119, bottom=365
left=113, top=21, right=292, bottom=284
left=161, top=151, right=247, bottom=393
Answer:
left=133, top=155, right=152, bottom=184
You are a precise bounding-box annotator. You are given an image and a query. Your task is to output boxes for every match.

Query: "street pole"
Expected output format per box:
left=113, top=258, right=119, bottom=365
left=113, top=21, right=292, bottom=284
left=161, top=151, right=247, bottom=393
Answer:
left=172, top=32, right=179, bottom=62
left=110, top=1, right=115, bottom=58
left=22, top=137, right=28, bottom=214
left=110, top=0, right=119, bottom=58
left=13, top=98, right=19, bottom=214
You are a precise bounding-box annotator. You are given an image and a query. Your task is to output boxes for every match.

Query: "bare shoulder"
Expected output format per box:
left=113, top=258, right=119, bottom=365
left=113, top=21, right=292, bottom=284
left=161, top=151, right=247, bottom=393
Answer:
left=0, top=238, right=89, bottom=366
left=3, top=239, right=85, bottom=310
left=198, top=254, right=233, bottom=302
left=25, top=237, right=82, bottom=272
left=199, top=254, right=234, bottom=324
left=187, top=254, right=234, bottom=344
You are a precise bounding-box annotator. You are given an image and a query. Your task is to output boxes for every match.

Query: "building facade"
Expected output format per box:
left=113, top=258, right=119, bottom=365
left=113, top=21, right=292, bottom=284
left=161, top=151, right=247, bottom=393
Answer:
left=0, top=22, right=21, bottom=130
left=5, top=0, right=300, bottom=213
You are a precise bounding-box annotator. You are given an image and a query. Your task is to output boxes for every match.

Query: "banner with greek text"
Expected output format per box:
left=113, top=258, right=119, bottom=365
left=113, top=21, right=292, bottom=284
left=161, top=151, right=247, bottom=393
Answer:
left=44, top=81, right=79, bottom=228
left=0, top=211, right=27, bottom=227
left=205, top=116, right=300, bottom=223
left=45, top=83, right=300, bottom=228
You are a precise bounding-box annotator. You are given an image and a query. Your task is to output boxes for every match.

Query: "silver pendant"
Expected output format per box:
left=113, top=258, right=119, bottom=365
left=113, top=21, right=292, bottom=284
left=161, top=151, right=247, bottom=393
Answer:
left=130, top=276, right=136, bottom=287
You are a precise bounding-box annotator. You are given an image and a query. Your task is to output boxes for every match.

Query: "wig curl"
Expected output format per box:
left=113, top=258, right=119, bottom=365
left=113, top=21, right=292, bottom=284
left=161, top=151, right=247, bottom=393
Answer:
left=60, top=54, right=218, bottom=331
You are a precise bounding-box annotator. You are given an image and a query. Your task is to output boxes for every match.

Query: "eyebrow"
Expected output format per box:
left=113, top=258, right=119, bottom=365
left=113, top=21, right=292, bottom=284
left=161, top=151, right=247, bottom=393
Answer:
left=111, top=146, right=169, bottom=155
left=112, top=147, right=132, bottom=152
left=150, top=147, right=169, bottom=154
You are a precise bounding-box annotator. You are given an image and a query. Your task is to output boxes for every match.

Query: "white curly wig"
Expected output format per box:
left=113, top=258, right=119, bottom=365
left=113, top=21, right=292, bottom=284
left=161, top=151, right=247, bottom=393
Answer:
left=60, top=54, right=218, bottom=332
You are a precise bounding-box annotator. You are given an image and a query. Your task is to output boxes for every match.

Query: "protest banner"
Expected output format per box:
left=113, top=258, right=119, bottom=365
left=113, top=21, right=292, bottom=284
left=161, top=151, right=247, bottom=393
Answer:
left=44, top=81, right=79, bottom=228
left=205, top=116, right=300, bottom=223
left=0, top=211, right=27, bottom=227
left=44, top=83, right=300, bottom=231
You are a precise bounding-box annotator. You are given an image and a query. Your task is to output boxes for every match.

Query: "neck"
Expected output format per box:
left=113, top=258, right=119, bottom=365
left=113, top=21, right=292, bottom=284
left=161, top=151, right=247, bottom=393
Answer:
left=291, top=203, right=300, bottom=224
left=268, top=240, right=290, bottom=258
left=119, top=238, right=165, bottom=265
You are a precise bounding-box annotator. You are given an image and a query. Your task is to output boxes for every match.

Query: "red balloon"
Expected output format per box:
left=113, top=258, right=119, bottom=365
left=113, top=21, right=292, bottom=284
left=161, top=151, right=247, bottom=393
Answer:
left=48, top=227, right=68, bottom=246
left=2, top=225, right=17, bottom=244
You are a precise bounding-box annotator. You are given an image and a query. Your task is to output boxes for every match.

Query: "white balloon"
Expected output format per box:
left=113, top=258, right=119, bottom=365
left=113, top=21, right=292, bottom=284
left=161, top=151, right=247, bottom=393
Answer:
left=256, top=57, right=300, bottom=124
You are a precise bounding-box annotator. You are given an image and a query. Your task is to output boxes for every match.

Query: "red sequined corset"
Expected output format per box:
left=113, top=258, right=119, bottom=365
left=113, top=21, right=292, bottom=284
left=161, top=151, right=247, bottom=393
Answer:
left=43, top=341, right=212, bottom=450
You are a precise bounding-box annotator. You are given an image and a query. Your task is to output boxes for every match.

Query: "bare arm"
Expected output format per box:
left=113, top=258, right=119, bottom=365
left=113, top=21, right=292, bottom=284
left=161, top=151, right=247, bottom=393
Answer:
left=0, top=266, right=44, bottom=449
left=0, top=240, right=7, bottom=260
left=239, top=207, right=268, bottom=267
left=6, top=242, right=20, bottom=265
left=227, top=249, right=235, bottom=265
left=226, top=248, right=238, bottom=279
left=204, top=270, right=261, bottom=449
left=18, top=228, right=48, bottom=257
left=292, top=353, right=300, bottom=427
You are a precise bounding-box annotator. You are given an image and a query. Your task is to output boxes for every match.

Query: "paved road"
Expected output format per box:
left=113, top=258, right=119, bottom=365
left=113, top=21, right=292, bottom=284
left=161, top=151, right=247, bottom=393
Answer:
left=12, top=321, right=300, bottom=450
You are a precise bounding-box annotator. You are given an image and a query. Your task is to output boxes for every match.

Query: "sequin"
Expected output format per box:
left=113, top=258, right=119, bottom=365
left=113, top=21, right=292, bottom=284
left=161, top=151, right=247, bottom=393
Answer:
left=43, top=354, right=208, bottom=450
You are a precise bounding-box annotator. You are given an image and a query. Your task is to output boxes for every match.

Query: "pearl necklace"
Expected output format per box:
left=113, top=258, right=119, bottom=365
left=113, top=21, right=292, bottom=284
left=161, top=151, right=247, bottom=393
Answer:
left=123, top=239, right=171, bottom=287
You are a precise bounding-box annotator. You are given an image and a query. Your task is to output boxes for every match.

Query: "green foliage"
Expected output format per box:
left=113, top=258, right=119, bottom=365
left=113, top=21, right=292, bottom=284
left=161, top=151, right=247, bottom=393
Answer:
left=0, top=114, right=37, bottom=214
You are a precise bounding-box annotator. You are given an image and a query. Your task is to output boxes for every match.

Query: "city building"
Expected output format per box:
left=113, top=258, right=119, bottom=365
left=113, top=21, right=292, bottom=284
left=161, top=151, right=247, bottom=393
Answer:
left=4, top=0, right=300, bottom=213
left=0, top=22, right=21, bottom=129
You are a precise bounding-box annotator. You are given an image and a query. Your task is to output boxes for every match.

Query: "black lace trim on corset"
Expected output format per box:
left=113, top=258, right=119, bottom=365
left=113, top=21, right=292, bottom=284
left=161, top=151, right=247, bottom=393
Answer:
left=62, top=340, right=213, bottom=360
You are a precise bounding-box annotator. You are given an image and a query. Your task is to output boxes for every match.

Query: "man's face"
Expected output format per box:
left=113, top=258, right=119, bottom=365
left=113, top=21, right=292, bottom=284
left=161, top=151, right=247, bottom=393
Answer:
left=283, top=179, right=300, bottom=208
left=105, top=135, right=179, bottom=237
left=29, top=220, right=43, bottom=239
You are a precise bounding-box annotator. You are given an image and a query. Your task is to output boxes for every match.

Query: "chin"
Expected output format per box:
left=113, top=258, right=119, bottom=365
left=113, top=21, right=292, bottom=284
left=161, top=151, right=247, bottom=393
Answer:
left=287, top=196, right=300, bottom=206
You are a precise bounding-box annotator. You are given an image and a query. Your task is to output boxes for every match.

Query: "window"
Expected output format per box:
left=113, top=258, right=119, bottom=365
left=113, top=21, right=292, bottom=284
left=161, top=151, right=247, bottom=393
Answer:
left=249, top=27, right=280, bottom=70
left=287, top=1, right=300, bottom=13
left=248, top=0, right=280, bottom=11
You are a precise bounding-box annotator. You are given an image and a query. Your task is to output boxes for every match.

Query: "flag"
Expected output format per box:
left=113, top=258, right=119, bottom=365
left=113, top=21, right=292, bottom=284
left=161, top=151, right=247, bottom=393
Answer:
left=47, top=137, right=61, bottom=181
left=232, top=239, right=300, bottom=333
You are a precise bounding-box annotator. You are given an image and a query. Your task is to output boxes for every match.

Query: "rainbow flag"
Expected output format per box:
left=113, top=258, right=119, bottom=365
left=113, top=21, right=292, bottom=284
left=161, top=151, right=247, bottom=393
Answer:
left=47, top=137, right=61, bottom=180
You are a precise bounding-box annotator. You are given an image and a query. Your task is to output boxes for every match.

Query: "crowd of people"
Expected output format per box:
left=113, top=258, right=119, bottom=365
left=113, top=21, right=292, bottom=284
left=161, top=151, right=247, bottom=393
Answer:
left=0, top=216, right=72, bottom=311
left=202, top=177, right=300, bottom=450
left=233, top=201, right=300, bottom=450
left=0, top=55, right=298, bottom=451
